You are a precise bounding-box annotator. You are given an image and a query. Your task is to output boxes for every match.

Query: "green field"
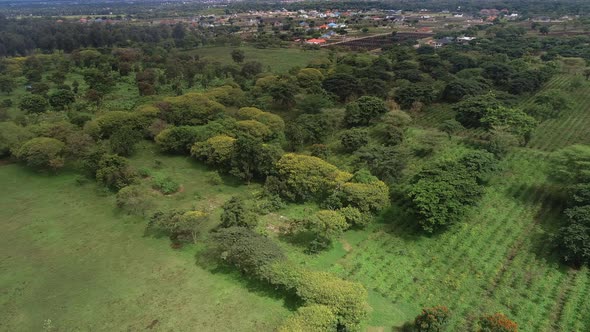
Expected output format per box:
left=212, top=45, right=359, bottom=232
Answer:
left=0, top=152, right=290, bottom=331
left=187, top=46, right=328, bottom=73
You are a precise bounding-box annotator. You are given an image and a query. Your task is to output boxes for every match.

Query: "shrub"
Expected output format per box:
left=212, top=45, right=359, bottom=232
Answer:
left=0, top=122, right=32, bottom=157
left=220, top=196, right=258, bottom=229
left=19, top=94, right=48, bottom=114
left=212, top=226, right=286, bottom=276
left=155, top=126, right=200, bottom=154
left=288, top=210, right=348, bottom=253
left=157, top=93, right=225, bottom=125
left=271, top=153, right=352, bottom=202
left=477, top=313, right=518, bottom=332
left=191, top=135, right=236, bottom=167
left=95, top=154, right=138, bottom=191
left=148, top=209, right=208, bottom=244
left=116, top=185, right=154, bottom=215
left=338, top=206, right=371, bottom=228
left=152, top=174, right=180, bottom=194
left=278, top=305, right=337, bottom=332
left=16, top=137, right=65, bottom=170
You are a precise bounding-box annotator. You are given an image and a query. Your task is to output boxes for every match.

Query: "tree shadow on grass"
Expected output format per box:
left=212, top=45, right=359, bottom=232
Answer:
left=506, top=182, right=569, bottom=268
left=193, top=247, right=302, bottom=312
left=376, top=204, right=438, bottom=241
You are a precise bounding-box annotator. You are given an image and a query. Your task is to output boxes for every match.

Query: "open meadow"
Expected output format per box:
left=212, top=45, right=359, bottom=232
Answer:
left=0, top=154, right=290, bottom=331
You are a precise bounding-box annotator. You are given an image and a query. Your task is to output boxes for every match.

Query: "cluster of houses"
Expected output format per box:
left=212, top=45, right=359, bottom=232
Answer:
left=421, top=35, right=477, bottom=48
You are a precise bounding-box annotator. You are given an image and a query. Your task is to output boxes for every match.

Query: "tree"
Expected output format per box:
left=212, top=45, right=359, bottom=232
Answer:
left=157, top=93, right=225, bottom=126
left=0, top=75, right=15, bottom=94
left=0, top=122, right=32, bottom=157
left=109, top=126, right=143, bottom=156
left=322, top=73, right=361, bottom=102
left=16, top=137, right=65, bottom=170
left=442, top=79, right=488, bottom=102
left=220, top=196, right=258, bottom=229
left=230, top=135, right=283, bottom=182
left=270, top=153, right=352, bottom=202
left=241, top=61, right=263, bottom=78
left=539, top=26, right=550, bottom=35
left=408, top=157, right=490, bottom=232
left=191, top=135, right=236, bottom=168
left=344, top=96, right=389, bottom=127
left=414, top=306, right=451, bottom=332
left=231, top=49, right=245, bottom=64
left=296, top=68, right=324, bottom=89
left=552, top=145, right=590, bottom=184
left=288, top=210, right=349, bottom=252
left=478, top=313, right=518, bottom=332
left=394, top=83, right=437, bottom=109
left=355, top=145, right=408, bottom=183
left=556, top=206, right=590, bottom=265
left=148, top=209, right=207, bottom=244
left=297, top=94, right=334, bottom=113
left=453, top=93, right=503, bottom=128
left=155, top=126, right=200, bottom=154
left=48, top=88, right=75, bottom=110
left=480, top=106, right=538, bottom=141
left=19, top=94, right=49, bottom=114
left=340, top=128, right=369, bottom=152
left=212, top=226, right=286, bottom=276
left=116, top=185, right=154, bottom=216
left=95, top=154, right=138, bottom=191
left=438, top=119, right=463, bottom=138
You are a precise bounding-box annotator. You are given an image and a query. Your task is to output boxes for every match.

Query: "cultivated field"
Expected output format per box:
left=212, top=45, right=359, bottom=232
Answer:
left=293, top=64, right=590, bottom=330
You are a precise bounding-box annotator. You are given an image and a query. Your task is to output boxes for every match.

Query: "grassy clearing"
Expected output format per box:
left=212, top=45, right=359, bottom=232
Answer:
left=0, top=151, right=290, bottom=331
left=186, top=46, right=328, bottom=72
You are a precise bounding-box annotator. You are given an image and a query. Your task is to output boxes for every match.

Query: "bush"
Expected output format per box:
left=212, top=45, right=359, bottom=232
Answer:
left=220, top=196, right=258, bottom=229
left=288, top=210, right=348, bottom=253
left=271, top=153, right=352, bottom=202
left=278, top=305, right=337, bottom=332
left=157, top=93, right=225, bottom=126
left=116, top=185, right=154, bottom=215
left=155, top=126, right=200, bottom=154
left=152, top=174, right=180, bottom=194
left=16, top=137, right=65, bottom=170
left=212, top=227, right=286, bottom=276
left=148, top=209, right=208, bottom=244
left=19, top=94, right=48, bottom=114
left=0, top=122, right=32, bottom=157
left=338, top=206, right=371, bottom=228
left=191, top=135, right=236, bottom=167
left=414, top=306, right=451, bottom=332
left=477, top=313, right=518, bottom=332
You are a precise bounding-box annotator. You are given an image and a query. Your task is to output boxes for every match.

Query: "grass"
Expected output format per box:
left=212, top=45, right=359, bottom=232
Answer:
left=186, top=46, right=328, bottom=72
left=0, top=150, right=290, bottom=331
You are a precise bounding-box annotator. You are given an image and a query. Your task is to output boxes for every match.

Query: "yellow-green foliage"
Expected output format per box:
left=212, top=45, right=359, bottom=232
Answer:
left=312, top=210, right=349, bottom=238
left=274, top=153, right=352, bottom=201
left=17, top=137, right=65, bottom=170
left=204, top=85, right=247, bottom=107
left=159, top=93, right=225, bottom=126
left=255, top=75, right=279, bottom=91
left=340, top=180, right=390, bottom=214
left=86, top=111, right=146, bottom=138
left=236, top=107, right=264, bottom=119
left=294, top=269, right=370, bottom=330
left=0, top=122, right=32, bottom=157
left=296, top=68, right=324, bottom=87
left=237, top=120, right=272, bottom=139
left=135, top=104, right=160, bottom=118
left=237, top=107, right=285, bottom=134
left=278, top=305, right=337, bottom=332
left=191, top=134, right=236, bottom=166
